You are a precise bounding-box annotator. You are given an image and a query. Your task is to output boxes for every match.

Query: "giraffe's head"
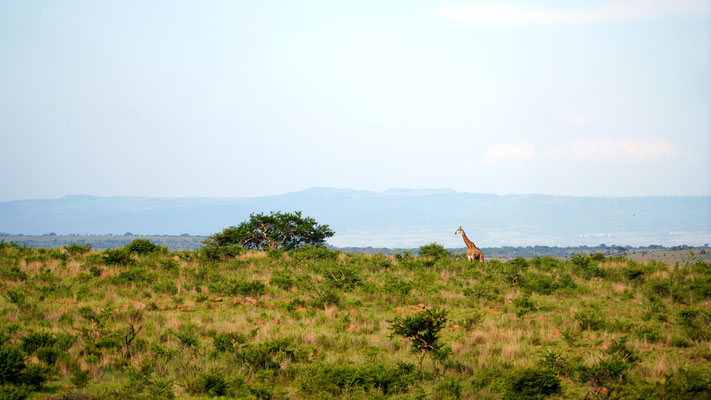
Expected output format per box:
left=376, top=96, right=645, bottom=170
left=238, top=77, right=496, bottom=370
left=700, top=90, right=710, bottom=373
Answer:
left=455, top=226, right=463, bottom=235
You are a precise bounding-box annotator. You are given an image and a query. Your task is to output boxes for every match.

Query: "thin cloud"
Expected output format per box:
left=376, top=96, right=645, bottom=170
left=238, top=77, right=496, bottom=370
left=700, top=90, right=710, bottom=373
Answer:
left=551, top=110, right=590, bottom=127
left=483, top=140, right=536, bottom=162
left=568, top=137, right=680, bottom=160
left=441, top=0, right=710, bottom=25
left=484, top=137, right=679, bottom=164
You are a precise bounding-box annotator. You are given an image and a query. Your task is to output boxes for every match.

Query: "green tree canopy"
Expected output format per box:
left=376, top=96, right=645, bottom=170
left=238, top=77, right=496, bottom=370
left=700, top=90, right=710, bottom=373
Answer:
left=206, top=211, right=334, bottom=251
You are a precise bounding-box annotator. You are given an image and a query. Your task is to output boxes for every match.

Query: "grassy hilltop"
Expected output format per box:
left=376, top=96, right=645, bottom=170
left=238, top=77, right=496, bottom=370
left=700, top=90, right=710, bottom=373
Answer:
left=1, top=241, right=710, bottom=399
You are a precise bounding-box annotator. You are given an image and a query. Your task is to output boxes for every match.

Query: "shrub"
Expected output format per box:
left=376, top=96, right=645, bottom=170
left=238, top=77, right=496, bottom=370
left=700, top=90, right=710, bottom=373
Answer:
left=383, top=275, right=413, bottom=296
left=418, top=243, right=450, bottom=260
left=462, top=312, right=485, bottom=331
left=621, top=263, right=648, bottom=283
left=632, top=326, right=662, bottom=343
left=186, top=369, right=229, bottom=397
left=539, top=350, right=571, bottom=377
left=64, top=244, right=91, bottom=255
left=213, top=332, right=246, bottom=353
left=523, top=273, right=558, bottom=295
left=577, top=356, right=629, bottom=387
left=102, top=248, right=134, bottom=266
left=124, top=238, right=161, bottom=255
left=574, top=307, right=607, bottom=331
left=208, top=279, right=266, bottom=297
left=322, top=263, right=361, bottom=291
left=69, top=368, right=91, bottom=388
left=513, top=295, right=538, bottom=317
left=677, top=306, right=711, bottom=341
left=5, top=288, right=26, bottom=305
left=159, top=258, right=180, bottom=274
left=236, top=339, right=308, bottom=371
left=152, top=280, right=178, bottom=295
left=0, top=384, right=30, bottom=400
left=463, top=283, right=499, bottom=300
left=504, top=367, right=561, bottom=399
left=0, top=346, right=25, bottom=384
left=270, top=269, right=298, bottom=291
left=290, top=244, right=340, bottom=261
left=111, top=266, right=158, bottom=284
left=299, top=362, right=416, bottom=396
left=435, top=376, right=463, bottom=399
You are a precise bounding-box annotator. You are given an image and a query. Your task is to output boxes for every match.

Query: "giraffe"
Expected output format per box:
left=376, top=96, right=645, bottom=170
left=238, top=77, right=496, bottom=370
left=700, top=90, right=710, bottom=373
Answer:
left=455, top=226, right=484, bottom=262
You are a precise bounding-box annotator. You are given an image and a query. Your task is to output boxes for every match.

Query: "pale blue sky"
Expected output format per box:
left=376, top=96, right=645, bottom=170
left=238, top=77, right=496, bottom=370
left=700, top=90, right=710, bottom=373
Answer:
left=1, top=0, right=709, bottom=201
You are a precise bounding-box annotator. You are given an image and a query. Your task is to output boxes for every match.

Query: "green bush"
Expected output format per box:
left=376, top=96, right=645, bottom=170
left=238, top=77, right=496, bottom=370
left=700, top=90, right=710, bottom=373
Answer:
left=504, top=367, right=561, bottom=399
left=463, top=282, right=500, bottom=300
left=574, top=307, right=607, bottom=331
left=513, top=295, right=538, bottom=317
left=187, top=369, right=229, bottom=397
left=270, top=269, right=298, bottom=291
left=0, top=383, right=31, bottom=400
left=152, top=280, right=178, bottom=295
left=677, top=306, right=711, bottom=341
left=523, top=273, right=559, bottom=295
left=236, top=338, right=309, bottom=371
left=124, top=239, right=162, bottom=255
left=577, top=356, right=629, bottom=387
left=64, top=244, right=92, bottom=255
left=383, top=275, right=413, bottom=296
left=0, top=346, right=25, bottom=385
left=435, top=376, right=463, bottom=399
left=213, top=332, right=246, bottom=353
left=111, top=266, right=158, bottom=284
left=208, top=279, right=266, bottom=297
left=322, top=263, right=362, bottom=291
left=290, top=244, right=340, bottom=261
left=299, top=362, right=416, bottom=396
left=102, top=248, right=134, bottom=266
left=418, top=243, right=450, bottom=260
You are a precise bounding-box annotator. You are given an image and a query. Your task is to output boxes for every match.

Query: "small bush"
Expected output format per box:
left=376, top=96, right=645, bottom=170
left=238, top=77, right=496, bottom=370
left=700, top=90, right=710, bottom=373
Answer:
left=574, top=307, right=607, bottom=331
left=299, top=362, right=416, bottom=396
left=418, top=243, right=450, bottom=260
left=208, top=279, right=266, bottom=297
left=111, top=266, right=158, bottom=284
left=102, top=248, right=134, bottom=266
left=213, top=332, right=246, bottom=353
left=124, top=239, right=161, bottom=255
left=504, top=367, right=561, bottom=399
left=463, top=282, right=500, bottom=300
left=577, top=356, right=629, bottom=387
left=322, top=263, right=361, bottom=291
left=435, top=376, right=462, bottom=399
left=152, top=280, right=178, bottom=295
left=677, top=306, right=711, bottom=341
left=187, top=369, right=229, bottom=397
left=290, top=245, right=340, bottom=262
left=383, top=275, right=413, bottom=296
left=64, top=244, right=91, bottom=255
left=270, top=269, right=298, bottom=291
left=513, top=295, right=538, bottom=317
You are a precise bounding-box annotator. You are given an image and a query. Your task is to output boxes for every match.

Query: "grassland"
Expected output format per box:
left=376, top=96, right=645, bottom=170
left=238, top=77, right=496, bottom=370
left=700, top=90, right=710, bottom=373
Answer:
left=1, top=241, right=710, bottom=399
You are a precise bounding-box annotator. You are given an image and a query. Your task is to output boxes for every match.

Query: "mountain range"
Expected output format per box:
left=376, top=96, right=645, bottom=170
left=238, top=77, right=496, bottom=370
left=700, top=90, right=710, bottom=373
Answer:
left=1, top=188, right=709, bottom=247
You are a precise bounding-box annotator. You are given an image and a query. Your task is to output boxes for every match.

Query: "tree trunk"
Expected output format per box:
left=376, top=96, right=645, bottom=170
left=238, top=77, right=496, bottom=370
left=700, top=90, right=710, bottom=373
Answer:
left=417, top=349, right=427, bottom=373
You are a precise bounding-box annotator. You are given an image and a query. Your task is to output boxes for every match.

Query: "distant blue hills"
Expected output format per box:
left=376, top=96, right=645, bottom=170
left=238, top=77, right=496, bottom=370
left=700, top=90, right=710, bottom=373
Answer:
left=1, top=188, right=709, bottom=247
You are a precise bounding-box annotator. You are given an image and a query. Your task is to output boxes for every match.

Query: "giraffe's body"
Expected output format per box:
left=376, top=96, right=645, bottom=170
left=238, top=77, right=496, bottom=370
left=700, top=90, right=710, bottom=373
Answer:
left=455, top=226, right=484, bottom=262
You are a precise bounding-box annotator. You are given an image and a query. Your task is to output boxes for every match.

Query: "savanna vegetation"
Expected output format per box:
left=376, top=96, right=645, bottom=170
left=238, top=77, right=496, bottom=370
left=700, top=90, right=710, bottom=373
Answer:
left=1, top=224, right=710, bottom=398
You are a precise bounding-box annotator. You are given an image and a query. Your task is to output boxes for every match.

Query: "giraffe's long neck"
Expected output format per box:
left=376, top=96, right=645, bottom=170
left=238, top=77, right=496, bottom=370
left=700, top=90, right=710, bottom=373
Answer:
left=460, top=230, right=476, bottom=248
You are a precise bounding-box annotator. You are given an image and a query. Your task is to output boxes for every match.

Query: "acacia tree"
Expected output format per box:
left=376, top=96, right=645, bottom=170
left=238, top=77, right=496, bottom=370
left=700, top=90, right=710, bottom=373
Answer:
left=206, top=211, right=334, bottom=251
left=390, top=307, right=448, bottom=373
